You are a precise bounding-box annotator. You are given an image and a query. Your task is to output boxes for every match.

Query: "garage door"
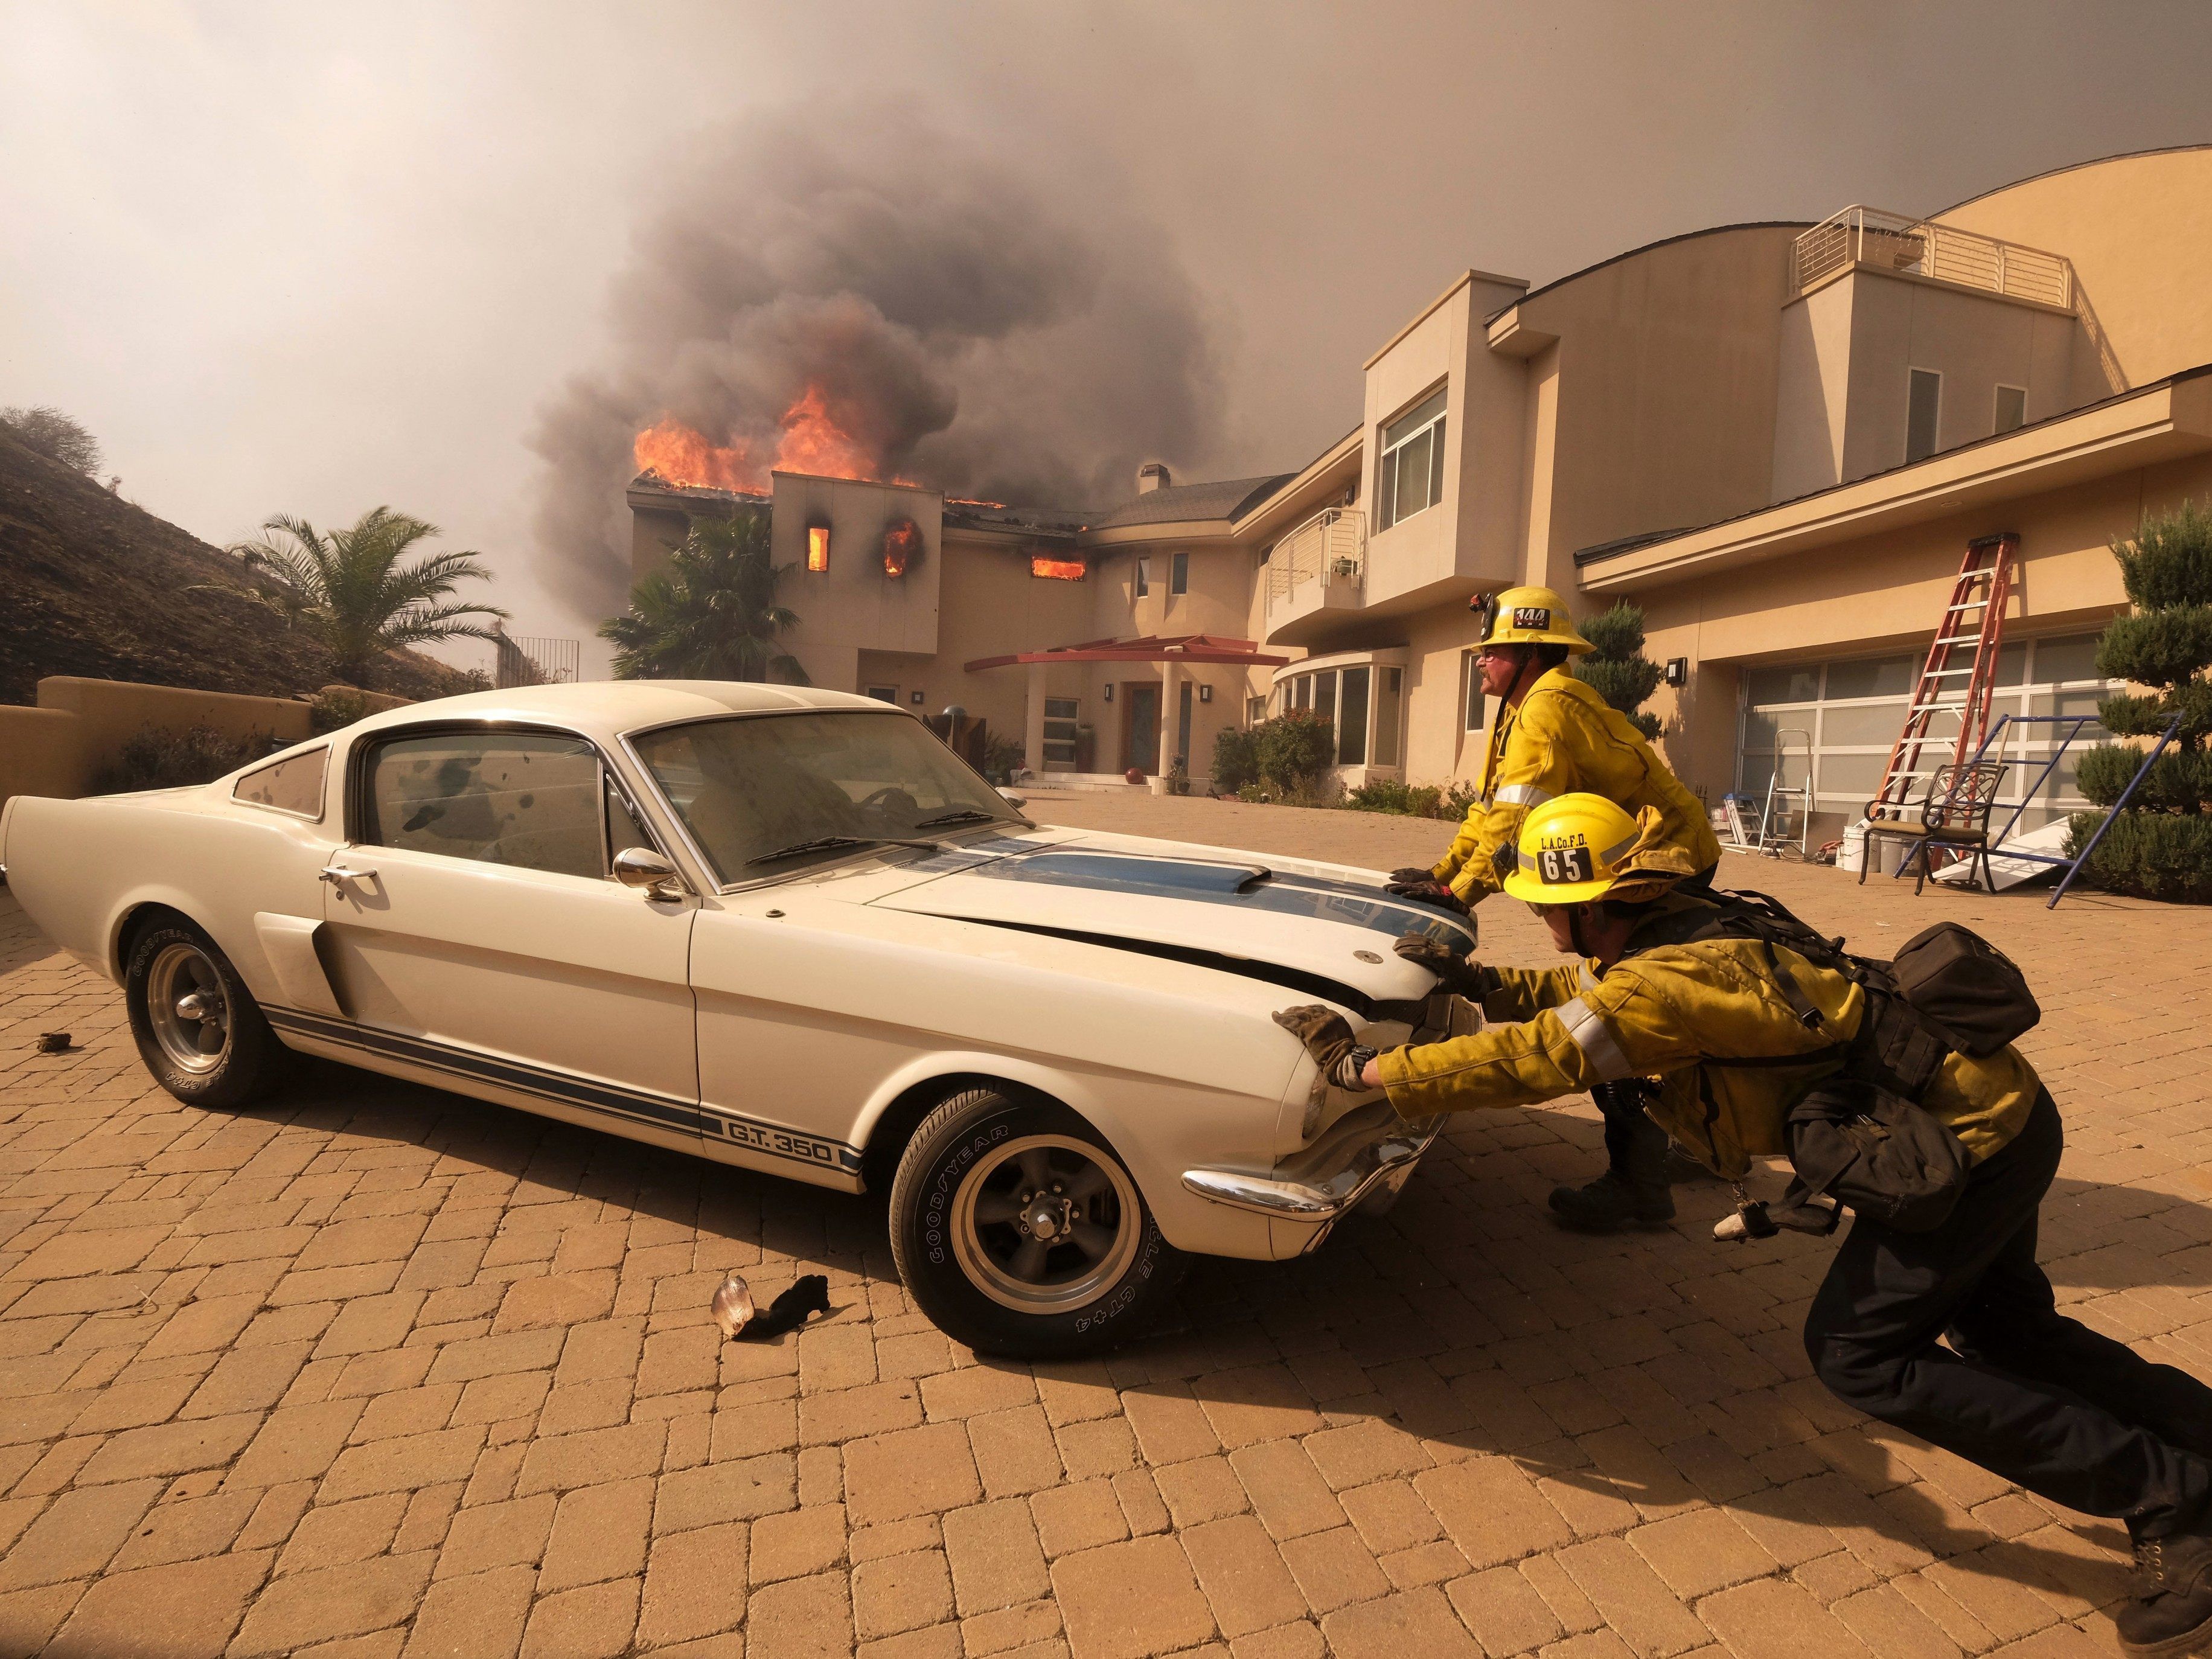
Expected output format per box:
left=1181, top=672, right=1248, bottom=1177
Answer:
left=1736, top=630, right=2116, bottom=842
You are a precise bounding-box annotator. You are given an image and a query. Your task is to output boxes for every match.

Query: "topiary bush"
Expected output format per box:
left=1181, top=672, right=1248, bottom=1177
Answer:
left=2065, top=500, right=2212, bottom=901
left=1574, top=601, right=1664, bottom=740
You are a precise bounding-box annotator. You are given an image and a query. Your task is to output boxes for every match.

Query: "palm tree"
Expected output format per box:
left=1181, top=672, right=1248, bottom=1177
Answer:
left=213, top=507, right=508, bottom=687
left=599, top=510, right=809, bottom=683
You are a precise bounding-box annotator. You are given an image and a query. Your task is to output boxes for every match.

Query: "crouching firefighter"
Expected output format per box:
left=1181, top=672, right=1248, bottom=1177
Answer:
left=1383, top=586, right=1723, bottom=1233
left=1280, top=794, right=2212, bottom=1655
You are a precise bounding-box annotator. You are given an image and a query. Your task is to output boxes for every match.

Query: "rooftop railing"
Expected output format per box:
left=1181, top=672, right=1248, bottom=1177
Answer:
left=1790, top=207, right=2072, bottom=310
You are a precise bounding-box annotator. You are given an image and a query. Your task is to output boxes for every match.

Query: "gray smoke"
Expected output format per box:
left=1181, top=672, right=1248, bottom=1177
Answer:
left=529, top=103, right=1224, bottom=615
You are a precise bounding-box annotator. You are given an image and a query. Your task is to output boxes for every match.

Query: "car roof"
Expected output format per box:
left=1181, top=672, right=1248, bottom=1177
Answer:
left=347, top=680, right=893, bottom=743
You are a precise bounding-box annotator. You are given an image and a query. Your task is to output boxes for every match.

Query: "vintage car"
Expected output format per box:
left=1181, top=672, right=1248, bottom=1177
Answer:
left=0, top=683, right=1468, bottom=1357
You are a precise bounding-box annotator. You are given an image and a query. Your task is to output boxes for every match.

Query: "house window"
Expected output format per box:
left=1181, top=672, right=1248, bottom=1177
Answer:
left=1170, top=551, right=1189, bottom=595
left=1135, top=557, right=1150, bottom=598
left=1993, top=384, right=2027, bottom=435
left=1031, top=556, right=1085, bottom=580
left=1247, top=695, right=1266, bottom=724
left=865, top=685, right=898, bottom=703
left=1338, top=667, right=1369, bottom=766
left=807, top=525, right=831, bottom=572
left=1463, top=651, right=1487, bottom=731
left=1376, top=386, right=1447, bottom=531
left=1043, top=697, right=1080, bottom=766
left=1905, top=368, right=1942, bottom=464
left=1375, top=668, right=1403, bottom=767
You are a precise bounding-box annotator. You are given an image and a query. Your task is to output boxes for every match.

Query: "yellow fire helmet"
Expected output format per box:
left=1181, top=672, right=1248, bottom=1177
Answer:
left=1470, top=585, right=1594, bottom=654
left=1504, top=793, right=1698, bottom=906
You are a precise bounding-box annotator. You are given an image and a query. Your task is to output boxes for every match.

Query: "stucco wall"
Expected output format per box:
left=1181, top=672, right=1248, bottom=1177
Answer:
left=1, top=677, right=316, bottom=808
left=1938, top=146, right=2212, bottom=392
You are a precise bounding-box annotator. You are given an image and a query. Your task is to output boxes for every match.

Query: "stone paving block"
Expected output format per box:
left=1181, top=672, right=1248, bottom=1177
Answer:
left=229, top=1549, right=434, bottom=1656
left=845, top=1420, right=982, bottom=1527
left=1696, top=1576, right=1877, bottom=1659
left=1626, top=1506, right=1780, bottom=1600
left=854, top=1547, right=954, bottom=1640
left=1320, top=1584, right=1482, bottom=1658
left=749, top=1569, right=854, bottom=1658
left=1184, top=1512, right=1306, bottom=1638
left=401, top=1562, right=534, bottom=1659
left=540, top=1475, right=655, bottom=1593
left=1052, top=1534, right=1213, bottom=1659
left=944, top=1496, right=1050, bottom=1615
left=654, top=1452, right=798, bottom=1533
left=513, top=1421, right=666, bottom=1496
left=45, top=1546, right=270, bottom=1658
left=321, top=1424, right=487, bottom=1502
left=75, top=1411, right=261, bottom=1486
left=278, top=1492, right=409, bottom=1574
left=635, top=1519, right=749, bottom=1648
left=0, top=1476, right=164, bottom=1590
left=519, top=1577, right=638, bottom=1659
left=1228, top=1440, right=1346, bottom=1542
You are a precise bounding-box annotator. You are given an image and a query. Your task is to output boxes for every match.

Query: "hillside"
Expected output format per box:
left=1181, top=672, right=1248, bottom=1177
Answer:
left=0, top=428, right=478, bottom=706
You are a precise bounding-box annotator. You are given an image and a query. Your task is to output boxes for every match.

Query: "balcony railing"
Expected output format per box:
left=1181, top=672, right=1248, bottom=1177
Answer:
left=1789, top=207, right=2072, bottom=310
left=1265, top=507, right=1364, bottom=612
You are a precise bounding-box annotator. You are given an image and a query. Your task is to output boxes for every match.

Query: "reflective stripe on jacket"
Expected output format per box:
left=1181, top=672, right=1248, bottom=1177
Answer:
left=1431, top=667, right=1722, bottom=904
left=1379, top=932, right=2039, bottom=1180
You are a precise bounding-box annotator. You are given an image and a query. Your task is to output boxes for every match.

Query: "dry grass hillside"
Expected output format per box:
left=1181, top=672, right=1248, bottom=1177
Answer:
left=0, top=427, right=478, bottom=706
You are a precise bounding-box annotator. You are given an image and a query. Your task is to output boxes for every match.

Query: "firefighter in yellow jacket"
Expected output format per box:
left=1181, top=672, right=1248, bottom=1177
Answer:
left=1385, top=586, right=1722, bottom=1230
left=1278, top=798, right=2212, bottom=1655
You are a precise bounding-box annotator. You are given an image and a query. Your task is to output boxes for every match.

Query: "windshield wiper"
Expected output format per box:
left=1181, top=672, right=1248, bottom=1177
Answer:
left=743, top=834, right=942, bottom=868
left=910, top=808, right=1018, bottom=830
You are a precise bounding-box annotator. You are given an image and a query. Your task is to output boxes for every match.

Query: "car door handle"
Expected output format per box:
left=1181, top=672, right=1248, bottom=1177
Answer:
left=319, top=864, right=377, bottom=887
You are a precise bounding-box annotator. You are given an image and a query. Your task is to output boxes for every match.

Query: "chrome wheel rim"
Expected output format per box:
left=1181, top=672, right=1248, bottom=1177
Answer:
left=949, top=1134, right=1140, bottom=1314
left=146, top=942, right=229, bottom=1075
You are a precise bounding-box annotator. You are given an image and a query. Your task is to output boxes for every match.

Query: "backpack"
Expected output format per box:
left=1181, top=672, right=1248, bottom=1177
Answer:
left=1628, top=890, right=2039, bottom=1232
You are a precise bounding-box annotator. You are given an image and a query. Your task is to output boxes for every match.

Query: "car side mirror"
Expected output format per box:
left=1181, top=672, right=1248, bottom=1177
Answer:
left=997, top=788, right=1027, bottom=810
left=613, top=846, right=686, bottom=901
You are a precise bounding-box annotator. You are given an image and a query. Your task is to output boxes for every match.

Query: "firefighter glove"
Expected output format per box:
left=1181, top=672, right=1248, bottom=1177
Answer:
left=1392, top=932, right=1499, bottom=999
left=1273, top=1006, right=1373, bottom=1090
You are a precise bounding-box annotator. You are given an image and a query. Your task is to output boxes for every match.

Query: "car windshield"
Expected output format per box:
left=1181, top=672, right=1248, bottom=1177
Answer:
left=629, top=711, right=1023, bottom=884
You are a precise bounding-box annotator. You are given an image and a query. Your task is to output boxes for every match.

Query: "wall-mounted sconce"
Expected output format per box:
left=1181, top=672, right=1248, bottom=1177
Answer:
left=1664, top=657, right=1689, bottom=688
left=807, top=525, right=830, bottom=573
left=1197, top=684, right=1212, bottom=703
left=1103, top=683, right=1114, bottom=703
left=910, top=690, right=925, bottom=705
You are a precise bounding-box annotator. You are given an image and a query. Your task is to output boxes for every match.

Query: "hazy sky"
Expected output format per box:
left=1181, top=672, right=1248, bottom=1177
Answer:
left=5, top=1, right=2210, bottom=676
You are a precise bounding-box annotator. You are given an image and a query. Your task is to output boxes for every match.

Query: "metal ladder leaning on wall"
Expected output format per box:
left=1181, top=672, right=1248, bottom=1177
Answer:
left=1867, top=533, right=2018, bottom=831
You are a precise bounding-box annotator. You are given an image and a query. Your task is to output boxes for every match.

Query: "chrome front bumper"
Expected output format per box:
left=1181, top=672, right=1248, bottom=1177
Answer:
left=1181, top=1105, right=1444, bottom=1253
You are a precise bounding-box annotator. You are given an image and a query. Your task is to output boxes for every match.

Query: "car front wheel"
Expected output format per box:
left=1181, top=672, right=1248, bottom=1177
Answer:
left=124, top=921, right=287, bottom=1110
left=889, top=1087, right=1186, bottom=1359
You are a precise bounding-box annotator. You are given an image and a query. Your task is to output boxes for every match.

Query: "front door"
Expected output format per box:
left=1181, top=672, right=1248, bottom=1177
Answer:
left=1126, top=683, right=1160, bottom=775
left=317, top=726, right=700, bottom=1154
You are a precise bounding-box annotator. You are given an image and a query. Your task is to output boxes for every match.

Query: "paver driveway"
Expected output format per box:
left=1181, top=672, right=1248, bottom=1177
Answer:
left=1, top=791, right=2208, bottom=1659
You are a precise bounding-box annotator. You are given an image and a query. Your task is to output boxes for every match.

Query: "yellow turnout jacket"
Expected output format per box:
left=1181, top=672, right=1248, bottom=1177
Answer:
left=1376, top=896, right=2039, bottom=1180
left=1434, top=666, right=1721, bottom=904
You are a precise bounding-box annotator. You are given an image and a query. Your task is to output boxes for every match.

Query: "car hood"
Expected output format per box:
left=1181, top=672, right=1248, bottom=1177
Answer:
left=856, top=826, right=1473, bottom=1012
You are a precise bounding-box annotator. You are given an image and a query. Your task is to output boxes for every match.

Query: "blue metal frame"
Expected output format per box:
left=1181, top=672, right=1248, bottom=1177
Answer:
left=1937, top=712, right=2184, bottom=908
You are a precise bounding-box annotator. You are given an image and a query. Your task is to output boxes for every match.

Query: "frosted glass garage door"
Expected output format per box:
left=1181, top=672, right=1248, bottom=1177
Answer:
left=1736, top=632, right=2116, bottom=834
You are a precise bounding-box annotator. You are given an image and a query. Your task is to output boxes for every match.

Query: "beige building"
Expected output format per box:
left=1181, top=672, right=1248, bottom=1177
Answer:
left=630, top=145, right=2212, bottom=833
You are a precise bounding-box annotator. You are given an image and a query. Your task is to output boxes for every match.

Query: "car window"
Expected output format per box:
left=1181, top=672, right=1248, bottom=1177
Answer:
left=364, top=732, right=606, bottom=879
left=234, top=747, right=328, bottom=817
left=631, top=711, right=1019, bottom=883
left=606, top=775, right=654, bottom=859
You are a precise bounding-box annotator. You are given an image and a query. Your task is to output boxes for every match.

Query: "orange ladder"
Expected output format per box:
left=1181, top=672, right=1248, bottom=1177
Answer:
left=1868, top=533, right=2018, bottom=822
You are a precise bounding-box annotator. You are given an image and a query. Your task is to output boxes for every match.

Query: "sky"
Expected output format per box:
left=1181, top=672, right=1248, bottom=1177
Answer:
left=5, top=0, right=2210, bottom=678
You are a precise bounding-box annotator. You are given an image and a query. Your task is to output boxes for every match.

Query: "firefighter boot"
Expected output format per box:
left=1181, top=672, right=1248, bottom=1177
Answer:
left=1549, top=1090, right=1675, bottom=1232
left=2118, top=1527, right=2212, bottom=1655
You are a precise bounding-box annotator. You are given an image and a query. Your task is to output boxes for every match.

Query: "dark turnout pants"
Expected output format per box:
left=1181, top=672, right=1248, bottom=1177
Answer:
left=1597, top=863, right=1719, bottom=1189
left=1804, top=1090, right=2212, bottom=1539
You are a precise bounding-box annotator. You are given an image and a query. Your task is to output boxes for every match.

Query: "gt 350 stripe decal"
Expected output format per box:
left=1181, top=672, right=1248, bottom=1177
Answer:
left=262, top=1006, right=861, bottom=1172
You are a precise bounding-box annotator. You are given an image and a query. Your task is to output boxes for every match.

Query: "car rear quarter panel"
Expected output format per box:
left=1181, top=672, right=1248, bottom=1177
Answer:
left=2, top=791, right=338, bottom=1006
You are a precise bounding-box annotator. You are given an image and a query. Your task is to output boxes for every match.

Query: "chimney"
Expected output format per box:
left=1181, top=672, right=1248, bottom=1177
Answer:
left=1136, top=462, right=1170, bottom=495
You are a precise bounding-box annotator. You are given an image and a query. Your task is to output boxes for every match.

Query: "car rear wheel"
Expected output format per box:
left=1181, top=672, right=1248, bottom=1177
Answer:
left=889, top=1087, right=1186, bottom=1359
left=125, top=922, right=287, bottom=1109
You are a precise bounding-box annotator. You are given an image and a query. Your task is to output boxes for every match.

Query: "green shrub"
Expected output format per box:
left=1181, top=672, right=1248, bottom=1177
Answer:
left=2068, top=500, right=2212, bottom=902
left=311, top=686, right=372, bottom=734
left=1440, top=779, right=1480, bottom=820
left=1212, top=725, right=1259, bottom=794
left=1574, top=601, right=1664, bottom=741
left=1344, top=777, right=1446, bottom=817
left=94, top=725, right=272, bottom=794
left=982, top=732, right=1026, bottom=784
left=1251, top=711, right=1335, bottom=793
left=2067, top=810, right=2212, bottom=904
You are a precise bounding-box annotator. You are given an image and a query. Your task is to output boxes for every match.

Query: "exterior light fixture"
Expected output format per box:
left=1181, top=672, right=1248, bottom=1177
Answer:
left=910, top=691, right=925, bottom=706
left=1664, top=657, right=1689, bottom=687
left=1198, top=684, right=1212, bottom=703
left=807, top=525, right=830, bottom=573
left=1104, top=683, right=1114, bottom=703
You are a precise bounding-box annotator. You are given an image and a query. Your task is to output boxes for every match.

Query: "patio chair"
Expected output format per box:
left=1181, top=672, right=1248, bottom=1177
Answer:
left=1859, top=760, right=2009, bottom=895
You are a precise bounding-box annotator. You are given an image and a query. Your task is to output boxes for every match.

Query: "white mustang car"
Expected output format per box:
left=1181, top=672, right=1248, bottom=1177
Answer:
left=1, top=684, right=1464, bottom=1357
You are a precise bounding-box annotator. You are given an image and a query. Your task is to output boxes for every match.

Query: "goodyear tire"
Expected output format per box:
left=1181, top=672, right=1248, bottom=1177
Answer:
left=889, top=1088, right=1186, bottom=1359
left=124, top=921, right=287, bottom=1110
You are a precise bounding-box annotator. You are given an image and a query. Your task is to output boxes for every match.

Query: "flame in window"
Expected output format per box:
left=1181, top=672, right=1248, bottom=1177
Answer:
left=1031, top=556, right=1084, bottom=581
left=807, top=526, right=830, bottom=572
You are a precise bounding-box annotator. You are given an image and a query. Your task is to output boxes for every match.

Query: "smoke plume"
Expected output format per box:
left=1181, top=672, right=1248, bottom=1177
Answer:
left=530, top=103, right=1224, bottom=615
